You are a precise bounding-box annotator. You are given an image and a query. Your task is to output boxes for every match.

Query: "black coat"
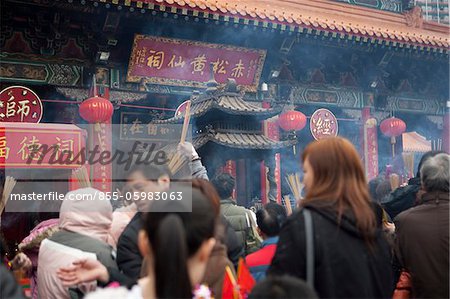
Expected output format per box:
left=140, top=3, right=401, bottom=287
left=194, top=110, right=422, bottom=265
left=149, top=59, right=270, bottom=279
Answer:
left=116, top=213, right=244, bottom=281
left=382, top=177, right=421, bottom=219
left=268, top=205, right=394, bottom=298
left=116, top=213, right=143, bottom=281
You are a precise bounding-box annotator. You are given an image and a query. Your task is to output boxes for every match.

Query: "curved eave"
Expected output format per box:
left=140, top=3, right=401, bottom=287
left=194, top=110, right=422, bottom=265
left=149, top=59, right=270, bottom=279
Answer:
left=101, top=0, right=449, bottom=51
left=155, top=97, right=281, bottom=124
left=194, top=132, right=295, bottom=150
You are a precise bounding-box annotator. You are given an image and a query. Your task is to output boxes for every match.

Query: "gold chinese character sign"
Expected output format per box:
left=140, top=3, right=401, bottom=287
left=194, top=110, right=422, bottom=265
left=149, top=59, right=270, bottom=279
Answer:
left=0, top=86, right=43, bottom=123
left=310, top=108, right=339, bottom=140
left=127, top=35, right=266, bottom=92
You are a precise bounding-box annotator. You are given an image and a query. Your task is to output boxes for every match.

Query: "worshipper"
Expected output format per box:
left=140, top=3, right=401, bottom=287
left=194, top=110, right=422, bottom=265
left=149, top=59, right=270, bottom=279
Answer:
left=37, top=187, right=117, bottom=299
left=117, top=142, right=208, bottom=280
left=67, top=183, right=218, bottom=299
left=58, top=180, right=239, bottom=299
left=116, top=164, right=171, bottom=280
left=211, top=173, right=260, bottom=254
left=394, top=153, right=449, bottom=298
left=191, top=179, right=238, bottom=298
left=246, top=202, right=286, bottom=282
left=268, top=137, right=393, bottom=298
left=10, top=218, right=59, bottom=299
left=248, top=275, right=317, bottom=299
left=383, top=150, right=445, bottom=219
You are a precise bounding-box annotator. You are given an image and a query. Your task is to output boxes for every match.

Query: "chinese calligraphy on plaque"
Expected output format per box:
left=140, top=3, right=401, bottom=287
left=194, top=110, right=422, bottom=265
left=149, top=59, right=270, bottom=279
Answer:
left=310, top=108, right=339, bottom=140
left=0, top=124, right=84, bottom=168
left=0, top=86, right=43, bottom=123
left=127, top=35, right=266, bottom=91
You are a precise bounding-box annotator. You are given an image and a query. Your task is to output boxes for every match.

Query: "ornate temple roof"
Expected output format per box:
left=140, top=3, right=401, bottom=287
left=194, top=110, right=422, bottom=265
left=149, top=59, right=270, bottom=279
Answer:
left=156, top=79, right=281, bottom=124
left=194, top=132, right=294, bottom=149
left=107, top=0, right=449, bottom=50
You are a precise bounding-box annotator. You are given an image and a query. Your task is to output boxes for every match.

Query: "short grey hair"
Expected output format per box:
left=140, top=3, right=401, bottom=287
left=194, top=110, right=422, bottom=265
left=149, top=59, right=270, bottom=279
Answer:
left=420, top=153, right=450, bottom=192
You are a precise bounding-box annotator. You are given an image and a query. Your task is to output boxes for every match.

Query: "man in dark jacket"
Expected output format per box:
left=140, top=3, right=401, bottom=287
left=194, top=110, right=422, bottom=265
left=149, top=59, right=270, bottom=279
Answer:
left=117, top=143, right=209, bottom=280
left=383, top=151, right=444, bottom=218
left=394, top=153, right=449, bottom=298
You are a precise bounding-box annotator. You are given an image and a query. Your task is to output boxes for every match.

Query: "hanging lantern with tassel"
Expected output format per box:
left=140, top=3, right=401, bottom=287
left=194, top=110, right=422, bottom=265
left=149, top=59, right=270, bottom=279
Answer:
left=380, top=116, right=406, bottom=158
left=278, top=110, right=307, bottom=154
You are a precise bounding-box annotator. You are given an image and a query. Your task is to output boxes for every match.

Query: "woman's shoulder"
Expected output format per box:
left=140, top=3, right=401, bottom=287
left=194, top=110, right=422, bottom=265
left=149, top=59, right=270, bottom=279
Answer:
left=85, top=285, right=142, bottom=299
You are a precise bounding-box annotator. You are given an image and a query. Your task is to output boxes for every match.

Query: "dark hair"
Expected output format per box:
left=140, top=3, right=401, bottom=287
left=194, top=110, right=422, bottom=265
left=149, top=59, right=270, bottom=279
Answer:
left=126, top=164, right=171, bottom=181
left=143, top=184, right=217, bottom=298
left=249, top=275, right=318, bottom=299
left=416, top=151, right=446, bottom=178
left=375, top=181, right=391, bottom=203
left=368, top=177, right=384, bottom=202
left=211, top=173, right=235, bottom=199
left=256, top=203, right=287, bottom=237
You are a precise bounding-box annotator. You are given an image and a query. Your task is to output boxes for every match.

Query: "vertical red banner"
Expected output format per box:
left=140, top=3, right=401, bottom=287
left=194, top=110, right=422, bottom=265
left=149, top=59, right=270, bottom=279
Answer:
left=91, top=121, right=112, bottom=193
left=364, top=118, right=379, bottom=180
left=263, top=119, right=281, bottom=203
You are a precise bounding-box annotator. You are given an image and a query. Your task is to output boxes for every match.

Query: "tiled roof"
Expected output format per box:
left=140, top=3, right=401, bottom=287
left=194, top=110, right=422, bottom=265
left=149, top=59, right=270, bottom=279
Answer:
left=194, top=132, right=293, bottom=149
left=156, top=94, right=281, bottom=124
left=402, top=131, right=432, bottom=152
left=125, top=0, right=449, bottom=49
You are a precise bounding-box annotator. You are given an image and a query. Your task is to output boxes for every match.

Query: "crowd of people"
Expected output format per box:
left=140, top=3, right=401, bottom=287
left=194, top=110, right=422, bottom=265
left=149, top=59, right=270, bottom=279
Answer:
left=1, top=138, right=449, bottom=299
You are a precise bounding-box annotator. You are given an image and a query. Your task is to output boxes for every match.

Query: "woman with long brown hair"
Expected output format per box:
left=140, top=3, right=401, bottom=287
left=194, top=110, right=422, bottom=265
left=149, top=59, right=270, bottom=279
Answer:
left=268, top=137, right=393, bottom=298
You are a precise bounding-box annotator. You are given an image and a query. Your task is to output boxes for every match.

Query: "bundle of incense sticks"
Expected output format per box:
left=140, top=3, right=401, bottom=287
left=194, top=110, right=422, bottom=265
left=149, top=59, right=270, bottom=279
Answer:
left=0, top=176, right=16, bottom=215
left=72, top=165, right=91, bottom=188
left=285, top=173, right=303, bottom=201
left=168, top=101, right=191, bottom=175
left=389, top=173, right=400, bottom=191
left=402, top=152, right=415, bottom=179
left=283, top=195, right=293, bottom=216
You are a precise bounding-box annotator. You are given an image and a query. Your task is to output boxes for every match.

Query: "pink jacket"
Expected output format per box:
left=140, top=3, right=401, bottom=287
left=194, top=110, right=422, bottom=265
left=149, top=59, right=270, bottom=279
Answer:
left=109, top=203, right=137, bottom=248
left=37, top=188, right=113, bottom=299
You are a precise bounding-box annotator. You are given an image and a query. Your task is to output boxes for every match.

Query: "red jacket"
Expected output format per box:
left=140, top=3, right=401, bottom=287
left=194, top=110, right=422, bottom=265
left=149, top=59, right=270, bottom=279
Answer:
left=245, top=237, right=278, bottom=281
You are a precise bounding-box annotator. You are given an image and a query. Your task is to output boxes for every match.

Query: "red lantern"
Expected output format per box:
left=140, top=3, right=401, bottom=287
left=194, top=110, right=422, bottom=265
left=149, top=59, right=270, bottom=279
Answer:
left=79, top=96, right=114, bottom=123
left=380, top=117, right=406, bottom=158
left=380, top=117, right=406, bottom=137
left=278, top=110, right=307, bottom=131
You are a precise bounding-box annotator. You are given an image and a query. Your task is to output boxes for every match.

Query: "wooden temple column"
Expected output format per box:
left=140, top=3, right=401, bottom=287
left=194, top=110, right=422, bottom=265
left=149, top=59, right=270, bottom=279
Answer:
left=222, top=159, right=237, bottom=199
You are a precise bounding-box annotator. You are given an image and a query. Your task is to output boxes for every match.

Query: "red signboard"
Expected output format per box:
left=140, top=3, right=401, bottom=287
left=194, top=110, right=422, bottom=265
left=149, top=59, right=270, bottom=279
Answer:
left=0, top=123, right=85, bottom=168
left=127, top=35, right=266, bottom=91
left=364, top=118, right=379, bottom=180
left=310, top=108, right=339, bottom=140
left=0, top=86, right=43, bottom=123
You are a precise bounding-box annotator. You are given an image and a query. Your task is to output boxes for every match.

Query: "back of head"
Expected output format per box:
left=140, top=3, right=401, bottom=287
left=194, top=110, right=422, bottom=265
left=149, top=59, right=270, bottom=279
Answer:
left=59, top=187, right=113, bottom=242
left=256, top=203, right=287, bottom=237
left=416, top=150, right=446, bottom=178
left=420, top=153, right=450, bottom=193
left=375, top=180, right=391, bottom=203
left=143, top=184, right=217, bottom=298
left=301, top=137, right=376, bottom=238
left=249, top=276, right=318, bottom=299
left=211, top=173, right=235, bottom=199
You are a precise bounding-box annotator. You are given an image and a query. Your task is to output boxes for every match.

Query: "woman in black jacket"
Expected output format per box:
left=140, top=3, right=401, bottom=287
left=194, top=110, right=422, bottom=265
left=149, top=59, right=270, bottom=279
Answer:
left=268, top=137, right=394, bottom=298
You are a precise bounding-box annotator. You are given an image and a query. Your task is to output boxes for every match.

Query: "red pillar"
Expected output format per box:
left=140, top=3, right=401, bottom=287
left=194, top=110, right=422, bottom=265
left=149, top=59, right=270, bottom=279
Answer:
left=222, top=160, right=237, bottom=199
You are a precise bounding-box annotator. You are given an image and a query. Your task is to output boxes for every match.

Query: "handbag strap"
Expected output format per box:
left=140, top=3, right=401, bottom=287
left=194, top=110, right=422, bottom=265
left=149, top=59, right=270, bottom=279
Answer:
left=303, top=208, right=315, bottom=288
